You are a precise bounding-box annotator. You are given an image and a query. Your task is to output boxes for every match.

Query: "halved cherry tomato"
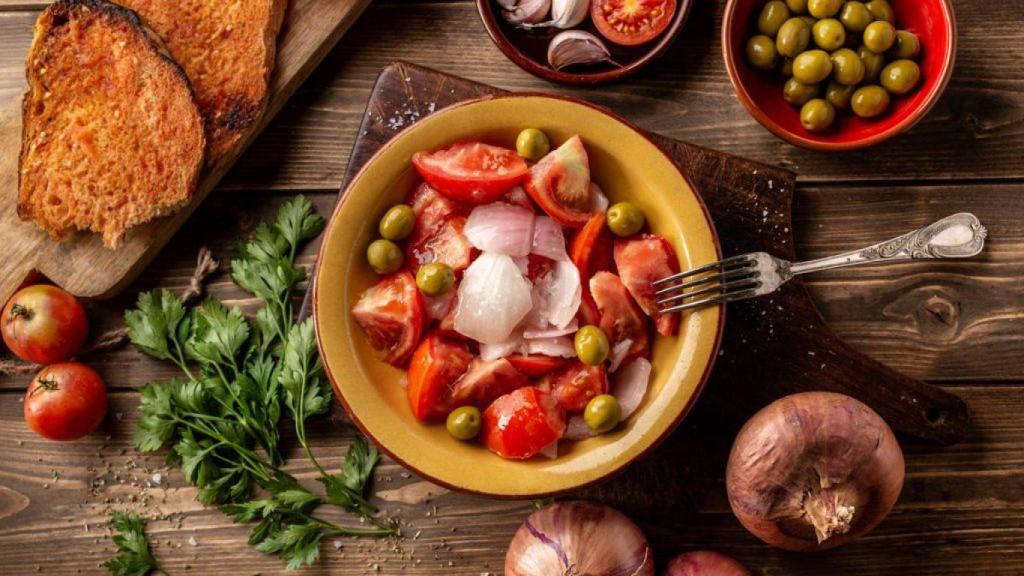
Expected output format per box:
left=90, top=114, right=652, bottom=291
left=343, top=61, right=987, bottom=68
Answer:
left=570, top=212, right=613, bottom=327
left=407, top=216, right=474, bottom=274
left=450, top=358, right=528, bottom=410
left=523, top=136, right=592, bottom=229
left=507, top=354, right=568, bottom=377
left=2, top=285, right=89, bottom=364
left=591, top=0, right=677, bottom=47
left=407, top=332, right=473, bottom=422
left=412, top=142, right=528, bottom=205
left=613, top=234, right=681, bottom=336
left=482, top=387, right=566, bottom=459
left=590, top=271, right=650, bottom=362
left=352, top=272, right=425, bottom=366
left=548, top=361, right=610, bottom=413
left=24, top=362, right=107, bottom=441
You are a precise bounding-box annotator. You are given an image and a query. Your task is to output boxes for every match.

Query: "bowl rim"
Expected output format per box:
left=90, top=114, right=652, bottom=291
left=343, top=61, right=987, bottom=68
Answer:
left=476, top=0, right=695, bottom=86
left=313, top=92, right=725, bottom=498
left=721, top=0, right=957, bottom=151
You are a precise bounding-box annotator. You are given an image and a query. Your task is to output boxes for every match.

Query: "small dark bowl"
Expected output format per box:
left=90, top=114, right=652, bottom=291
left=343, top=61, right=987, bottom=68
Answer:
left=723, top=0, right=956, bottom=151
left=478, top=0, right=694, bottom=85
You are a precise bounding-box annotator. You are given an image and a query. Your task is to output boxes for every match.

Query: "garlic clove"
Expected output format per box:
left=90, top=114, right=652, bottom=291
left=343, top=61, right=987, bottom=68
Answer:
left=521, top=0, right=588, bottom=29
left=501, top=0, right=551, bottom=25
left=547, top=30, right=620, bottom=71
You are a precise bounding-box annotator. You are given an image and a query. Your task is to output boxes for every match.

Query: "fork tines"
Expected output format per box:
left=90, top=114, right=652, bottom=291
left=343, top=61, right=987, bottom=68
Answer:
left=653, top=255, right=762, bottom=314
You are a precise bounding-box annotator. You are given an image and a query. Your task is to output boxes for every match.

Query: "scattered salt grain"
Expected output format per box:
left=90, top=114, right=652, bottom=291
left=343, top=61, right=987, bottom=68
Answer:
left=187, top=536, right=198, bottom=547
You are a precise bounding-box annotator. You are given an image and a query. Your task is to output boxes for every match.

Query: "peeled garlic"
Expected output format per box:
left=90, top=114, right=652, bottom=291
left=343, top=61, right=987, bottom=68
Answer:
left=523, top=0, right=588, bottom=29
left=547, top=30, right=619, bottom=70
left=500, top=0, right=551, bottom=25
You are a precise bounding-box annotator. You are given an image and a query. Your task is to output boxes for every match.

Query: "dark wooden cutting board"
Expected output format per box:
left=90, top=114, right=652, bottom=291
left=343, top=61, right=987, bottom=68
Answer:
left=314, top=61, right=969, bottom=516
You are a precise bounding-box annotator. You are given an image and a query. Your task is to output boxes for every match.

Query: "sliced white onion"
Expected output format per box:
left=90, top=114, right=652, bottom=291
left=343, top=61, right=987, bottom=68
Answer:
left=464, top=202, right=535, bottom=257
left=523, top=318, right=578, bottom=340
left=539, top=440, right=559, bottom=459
left=479, top=336, right=522, bottom=362
left=615, top=357, right=651, bottom=420
left=531, top=216, right=569, bottom=261
left=454, top=252, right=534, bottom=344
left=523, top=336, right=575, bottom=358
left=534, top=260, right=581, bottom=330
left=607, top=338, right=633, bottom=373
left=590, top=182, right=609, bottom=213
left=424, top=291, right=456, bottom=321
left=512, top=255, right=531, bottom=276
left=563, top=416, right=596, bottom=440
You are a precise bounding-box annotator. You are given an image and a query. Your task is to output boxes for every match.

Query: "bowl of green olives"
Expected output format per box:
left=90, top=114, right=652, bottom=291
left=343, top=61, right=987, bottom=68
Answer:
left=723, top=0, right=956, bottom=151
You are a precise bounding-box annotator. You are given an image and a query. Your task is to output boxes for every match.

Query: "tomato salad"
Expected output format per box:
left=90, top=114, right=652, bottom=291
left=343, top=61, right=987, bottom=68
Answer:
left=352, top=131, right=681, bottom=460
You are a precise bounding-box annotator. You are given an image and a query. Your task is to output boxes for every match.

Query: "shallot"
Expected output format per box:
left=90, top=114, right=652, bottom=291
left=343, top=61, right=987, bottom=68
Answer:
left=454, top=252, right=534, bottom=344
left=663, top=551, right=751, bottom=576
left=726, top=391, right=905, bottom=551
left=505, top=501, right=654, bottom=576
left=465, top=202, right=535, bottom=257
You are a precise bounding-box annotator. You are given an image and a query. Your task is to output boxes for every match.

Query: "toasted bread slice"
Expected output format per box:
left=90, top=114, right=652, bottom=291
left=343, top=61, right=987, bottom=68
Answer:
left=118, top=0, right=287, bottom=164
left=19, top=0, right=205, bottom=248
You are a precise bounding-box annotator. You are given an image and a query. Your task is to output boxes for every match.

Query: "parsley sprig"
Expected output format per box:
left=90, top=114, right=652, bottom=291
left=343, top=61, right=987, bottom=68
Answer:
left=126, top=197, right=397, bottom=570
left=103, top=512, right=165, bottom=576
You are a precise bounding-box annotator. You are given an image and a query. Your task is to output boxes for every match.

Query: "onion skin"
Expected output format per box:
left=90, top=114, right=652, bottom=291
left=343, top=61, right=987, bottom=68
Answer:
left=506, top=501, right=654, bottom=576
left=726, top=392, right=905, bottom=551
left=663, top=551, right=751, bottom=576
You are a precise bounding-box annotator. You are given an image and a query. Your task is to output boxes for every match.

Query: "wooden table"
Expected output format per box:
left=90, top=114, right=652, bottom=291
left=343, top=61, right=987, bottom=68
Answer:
left=2, top=1, right=1023, bottom=574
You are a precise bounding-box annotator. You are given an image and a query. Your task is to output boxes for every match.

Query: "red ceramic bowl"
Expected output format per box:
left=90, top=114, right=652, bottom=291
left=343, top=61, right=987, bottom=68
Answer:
left=723, top=0, right=956, bottom=151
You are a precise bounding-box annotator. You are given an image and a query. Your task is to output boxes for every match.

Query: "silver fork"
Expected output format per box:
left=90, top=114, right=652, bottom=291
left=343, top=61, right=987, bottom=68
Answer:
left=654, top=213, right=988, bottom=314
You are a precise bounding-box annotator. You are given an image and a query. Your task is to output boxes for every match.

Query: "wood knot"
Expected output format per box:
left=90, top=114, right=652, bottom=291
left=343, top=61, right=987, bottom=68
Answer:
left=917, top=293, right=961, bottom=340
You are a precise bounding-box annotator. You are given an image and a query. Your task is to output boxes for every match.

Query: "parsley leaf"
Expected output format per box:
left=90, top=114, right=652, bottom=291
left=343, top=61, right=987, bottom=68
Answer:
left=103, top=512, right=164, bottom=576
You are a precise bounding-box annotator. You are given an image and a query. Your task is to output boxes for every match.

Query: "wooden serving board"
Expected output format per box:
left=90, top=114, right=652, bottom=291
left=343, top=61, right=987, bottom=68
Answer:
left=0, top=0, right=371, bottom=303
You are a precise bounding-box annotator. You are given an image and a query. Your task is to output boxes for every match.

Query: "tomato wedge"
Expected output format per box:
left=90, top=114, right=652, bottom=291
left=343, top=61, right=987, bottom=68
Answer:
left=613, top=234, right=681, bottom=336
left=482, top=387, right=566, bottom=460
left=407, top=332, right=473, bottom=422
left=351, top=272, right=425, bottom=367
left=412, top=142, right=528, bottom=205
left=507, top=354, right=568, bottom=377
left=524, top=136, right=593, bottom=228
left=408, top=182, right=466, bottom=242
left=407, top=216, right=474, bottom=274
left=590, top=271, right=650, bottom=363
left=548, top=361, right=610, bottom=413
left=592, top=0, right=677, bottom=47
left=570, top=212, right=613, bottom=326
left=450, top=358, right=528, bottom=410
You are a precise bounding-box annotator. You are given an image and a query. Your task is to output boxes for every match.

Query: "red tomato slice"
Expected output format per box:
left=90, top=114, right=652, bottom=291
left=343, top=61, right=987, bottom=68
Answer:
left=590, top=271, right=650, bottom=362
left=406, top=332, right=473, bottom=422
left=482, top=387, right=566, bottom=460
left=548, top=361, right=610, bottom=413
left=351, top=272, right=425, bottom=367
left=412, top=142, right=528, bottom=205
left=407, top=216, right=474, bottom=274
left=523, top=136, right=593, bottom=228
left=570, top=212, right=613, bottom=326
left=507, top=354, right=568, bottom=377
left=592, top=0, right=677, bottom=47
left=613, top=234, right=681, bottom=336
left=450, top=358, right=528, bottom=410
left=408, top=182, right=467, bottom=243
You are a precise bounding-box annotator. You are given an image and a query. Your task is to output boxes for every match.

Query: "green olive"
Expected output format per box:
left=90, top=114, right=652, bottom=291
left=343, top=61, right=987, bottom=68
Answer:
left=366, top=239, right=403, bottom=275
left=784, top=78, right=820, bottom=106
left=863, top=20, right=896, bottom=53
left=758, top=1, right=791, bottom=36
left=792, top=49, right=833, bottom=84
left=858, top=44, right=887, bottom=82
left=889, top=30, right=921, bottom=59
left=584, top=394, right=622, bottom=434
left=831, top=47, right=866, bottom=85
left=575, top=325, right=610, bottom=366
left=800, top=98, right=836, bottom=132
left=880, top=59, right=920, bottom=95
left=807, top=0, right=841, bottom=18
left=851, top=85, right=891, bottom=118
left=785, top=0, right=808, bottom=14
left=825, top=81, right=856, bottom=110
left=606, top=202, right=645, bottom=237
left=812, top=18, right=846, bottom=50
left=746, top=35, right=779, bottom=70
left=775, top=18, right=811, bottom=57
left=516, top=128, right=550, bottom=161
left=838, top=1, right=872, bottom=33
left=780, top=57, right=795, bottom=76
left=416, top=262, right=455, bottom=296
left=866, top=0, right=894, bottom=23
left=378, top=204, right=415, bottom=241
left=446, top=406, right=482, bottom=440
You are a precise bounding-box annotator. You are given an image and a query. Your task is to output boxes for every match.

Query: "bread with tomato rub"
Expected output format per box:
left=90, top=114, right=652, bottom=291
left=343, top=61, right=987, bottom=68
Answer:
left=117, top=0, right=288, bottom=164
left=18, top=0, right=205, bottom=248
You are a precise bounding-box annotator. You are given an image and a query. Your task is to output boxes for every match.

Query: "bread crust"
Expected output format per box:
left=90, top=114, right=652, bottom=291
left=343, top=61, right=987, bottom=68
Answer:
left=18, top=0, right=205, bottom=248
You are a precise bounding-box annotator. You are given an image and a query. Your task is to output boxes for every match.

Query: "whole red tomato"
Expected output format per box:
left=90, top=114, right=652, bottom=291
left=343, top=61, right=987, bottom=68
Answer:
left=2, top=285, right=89, bottom=364
left=24, top=362, right=108, bottom=441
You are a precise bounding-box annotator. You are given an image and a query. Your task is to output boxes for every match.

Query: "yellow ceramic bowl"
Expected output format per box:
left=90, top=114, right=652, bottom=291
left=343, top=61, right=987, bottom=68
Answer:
left=314, top=94, right=723, bottom=498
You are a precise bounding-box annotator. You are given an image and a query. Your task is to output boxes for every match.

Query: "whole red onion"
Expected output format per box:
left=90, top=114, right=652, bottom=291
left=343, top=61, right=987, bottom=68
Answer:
left=505, top=501, right=654, bottom=576
left=663, top=551, right=750, bottom=576
left=726, top=392, right=905, bottom=551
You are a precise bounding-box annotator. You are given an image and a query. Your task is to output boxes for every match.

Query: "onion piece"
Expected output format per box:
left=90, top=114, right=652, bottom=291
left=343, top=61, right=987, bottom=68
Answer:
left=614, top=357, right=650, bottom=420
left=607, top=338, right=634, bottom=373
left=539, top=440, right=558, bottom=459
left=523, top=336, right=575, bottom=358
left=505, top=501, right=654, bottom=576
left=664, top=551, right=751, bottom=576
left=531, top=216, right=569, bottom=261
left=563, top=416, right=596, bottom=440
left=465, top=202, right=536, bottom=257
left=590, top=182, right=609, bottom=213
left=424, top=291, right=455, bottom=321
left=522, top=319, right=578, bottom=339
left=533, top=259, right=581, bottom=329
left=480, top=336, right=522, bottom=362
left=454, top=252, right=534, bottom=344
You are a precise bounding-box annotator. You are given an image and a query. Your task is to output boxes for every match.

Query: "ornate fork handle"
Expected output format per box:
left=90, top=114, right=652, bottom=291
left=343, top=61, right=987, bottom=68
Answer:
left=788, top=213, right=988, bottom=278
